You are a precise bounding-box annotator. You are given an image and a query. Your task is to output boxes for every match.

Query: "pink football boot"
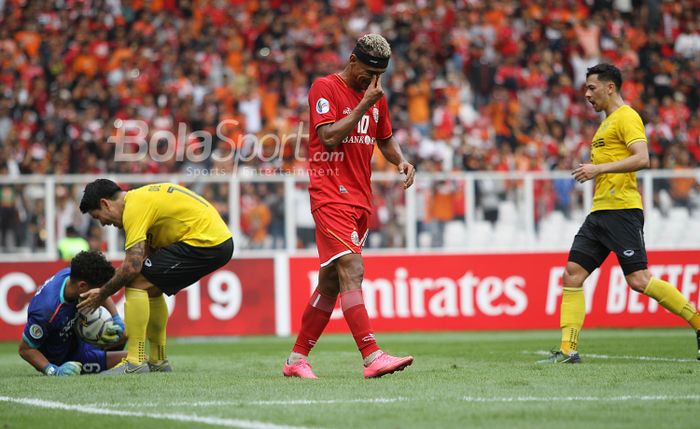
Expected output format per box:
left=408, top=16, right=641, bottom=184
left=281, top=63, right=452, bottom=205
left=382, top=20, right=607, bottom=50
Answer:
left=283, top=357, right=318, bottom=379
left=363, top=352, right=414, bottom=378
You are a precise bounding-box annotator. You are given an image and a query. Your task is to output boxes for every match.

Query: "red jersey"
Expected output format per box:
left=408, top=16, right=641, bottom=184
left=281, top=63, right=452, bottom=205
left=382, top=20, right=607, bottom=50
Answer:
left=307, top=74, right=393, bottom=212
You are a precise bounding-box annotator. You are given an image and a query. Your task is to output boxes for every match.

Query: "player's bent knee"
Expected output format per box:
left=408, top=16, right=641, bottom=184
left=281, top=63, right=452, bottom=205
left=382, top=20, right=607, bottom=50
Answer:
left=130, top=274, right=156, bottom=291
left=317, top=264, right=341, bottom=296
left=626, top=269, right=651, bottom=293
left=336, top=256, right=364, bottom=286
left=563, top=261, right=588, bottom=288
left=146, top=287, right=163, bottom=298
left=338, top=269, right=363, bottom=287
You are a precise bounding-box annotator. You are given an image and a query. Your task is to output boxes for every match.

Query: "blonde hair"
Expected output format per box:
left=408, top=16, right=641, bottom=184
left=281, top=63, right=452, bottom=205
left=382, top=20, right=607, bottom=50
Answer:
left=356, top=34, right=391, bottom=59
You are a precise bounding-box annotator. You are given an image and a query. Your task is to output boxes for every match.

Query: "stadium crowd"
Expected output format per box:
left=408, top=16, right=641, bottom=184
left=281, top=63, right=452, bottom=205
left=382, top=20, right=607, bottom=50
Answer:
left=1, top=0, right=699, bottom=252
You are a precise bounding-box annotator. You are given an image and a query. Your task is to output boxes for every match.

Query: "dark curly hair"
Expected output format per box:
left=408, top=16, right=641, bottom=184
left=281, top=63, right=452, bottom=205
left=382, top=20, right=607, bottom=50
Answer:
left=70, top=251, right=115, bottom=288
left=586, top=63, right=622, bottom=93
left=79, top=179, right=122, bottom=213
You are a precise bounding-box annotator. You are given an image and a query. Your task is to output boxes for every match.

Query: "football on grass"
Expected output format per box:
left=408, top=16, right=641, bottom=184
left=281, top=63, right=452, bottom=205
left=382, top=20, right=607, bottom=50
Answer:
left=76, top=307, right=111, bottom=345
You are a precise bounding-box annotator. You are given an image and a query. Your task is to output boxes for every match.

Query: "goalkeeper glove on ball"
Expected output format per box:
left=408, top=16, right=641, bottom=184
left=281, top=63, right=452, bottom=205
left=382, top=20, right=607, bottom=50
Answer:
left=43, top=361, right=82, bottom=376
left=100, top=315, right=125, bottom=344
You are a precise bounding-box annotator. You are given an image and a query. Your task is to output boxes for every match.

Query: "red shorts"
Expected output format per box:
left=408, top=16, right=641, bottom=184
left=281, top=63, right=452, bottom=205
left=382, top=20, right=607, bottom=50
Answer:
left=312, top=203, right=369, bottom=267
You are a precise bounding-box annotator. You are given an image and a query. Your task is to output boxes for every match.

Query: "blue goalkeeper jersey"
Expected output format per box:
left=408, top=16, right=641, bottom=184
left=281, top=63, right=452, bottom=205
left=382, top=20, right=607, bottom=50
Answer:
left=22, top=268, right=80, bottom=364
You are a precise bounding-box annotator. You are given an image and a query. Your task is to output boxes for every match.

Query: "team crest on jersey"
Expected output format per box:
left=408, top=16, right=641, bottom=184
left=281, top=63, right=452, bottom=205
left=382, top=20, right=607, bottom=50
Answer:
left=29, top=324, right=43, bottom=339
left=351, top=230, right=360, bottom=246
left=316, top=98, right=330, bottom=114
left=372, top=107, right=379, bottom=123
left=343, top=107, right=352, bottom=115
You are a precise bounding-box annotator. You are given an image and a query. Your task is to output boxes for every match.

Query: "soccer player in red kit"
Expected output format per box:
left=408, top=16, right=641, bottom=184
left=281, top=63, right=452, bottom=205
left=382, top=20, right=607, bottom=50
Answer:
left=284, top=34, right=416, bottom=379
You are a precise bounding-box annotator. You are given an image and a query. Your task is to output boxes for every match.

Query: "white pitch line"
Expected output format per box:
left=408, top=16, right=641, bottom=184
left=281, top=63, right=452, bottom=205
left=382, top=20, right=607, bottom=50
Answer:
left=43, top=394, right=700, bottom=411
left=463, top=395, right=700, bottom=403
left=581, top=353, right=698, bottom=363
left=83, top=397, right=411, bottom=408
left=0, top=396, right=318, bottom=429
left=530, top=350, right=697, bottom=363
left=202, top=398, right=409, bottom=406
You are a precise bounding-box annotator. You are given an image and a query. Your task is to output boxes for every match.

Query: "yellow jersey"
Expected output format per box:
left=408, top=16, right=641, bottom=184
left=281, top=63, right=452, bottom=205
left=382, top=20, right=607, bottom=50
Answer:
left=122, top=183, right=232, bottom=250
left=590, top=105, right=647, bottom=212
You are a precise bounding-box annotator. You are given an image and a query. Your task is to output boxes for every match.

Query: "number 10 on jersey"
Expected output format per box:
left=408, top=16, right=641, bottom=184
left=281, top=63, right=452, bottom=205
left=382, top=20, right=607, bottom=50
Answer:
left=357, top=115, right=370, bottom=134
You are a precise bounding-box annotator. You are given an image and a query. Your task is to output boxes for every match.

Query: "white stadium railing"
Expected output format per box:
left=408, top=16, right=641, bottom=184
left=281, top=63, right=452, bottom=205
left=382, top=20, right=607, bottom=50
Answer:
left=0, top=169, right=698, bottom=261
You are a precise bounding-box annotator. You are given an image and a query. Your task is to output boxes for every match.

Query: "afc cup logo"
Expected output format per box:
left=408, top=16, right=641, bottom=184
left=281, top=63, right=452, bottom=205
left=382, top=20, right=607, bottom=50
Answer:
left=372, top=107, right=379, bottom=123
left=29, top=324, right=43, bottom=339
left=316, top=98, right=330, bottom=114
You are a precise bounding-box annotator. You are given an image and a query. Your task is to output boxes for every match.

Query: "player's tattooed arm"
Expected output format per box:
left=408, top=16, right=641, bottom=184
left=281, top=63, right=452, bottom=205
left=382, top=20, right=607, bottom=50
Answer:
left=77, top=241, right=146, bottom=312
left=101, top=241, right=146, bottom=296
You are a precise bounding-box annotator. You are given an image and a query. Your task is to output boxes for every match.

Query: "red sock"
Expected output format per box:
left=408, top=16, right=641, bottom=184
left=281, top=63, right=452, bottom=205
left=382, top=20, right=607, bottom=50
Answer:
left=340, top=288, right=380, bottom=359
left=292, top=289, right=337, bottom=355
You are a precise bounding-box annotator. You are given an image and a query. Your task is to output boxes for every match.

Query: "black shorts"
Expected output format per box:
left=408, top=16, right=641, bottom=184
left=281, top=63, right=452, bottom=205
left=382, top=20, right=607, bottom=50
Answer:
left=568, top=209, right=647, bottom=276
left=141, top=238, right=234, bottom=295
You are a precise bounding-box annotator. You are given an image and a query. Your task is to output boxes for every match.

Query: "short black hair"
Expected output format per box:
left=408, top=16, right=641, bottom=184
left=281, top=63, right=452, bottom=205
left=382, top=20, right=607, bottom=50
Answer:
left=586, top=63, right=622, bottom=92
left=79, top=179, right=121, bottom=213
left=70, top=251, right=115, bottom=287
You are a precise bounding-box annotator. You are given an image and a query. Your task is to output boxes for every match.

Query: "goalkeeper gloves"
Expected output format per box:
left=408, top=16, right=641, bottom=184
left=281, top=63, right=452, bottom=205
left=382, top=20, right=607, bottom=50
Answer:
left=111, top=314, right=125, bottom=332
left=43, top=361, right=82, bottom=376
left=100, top=314, right=125, bottom=344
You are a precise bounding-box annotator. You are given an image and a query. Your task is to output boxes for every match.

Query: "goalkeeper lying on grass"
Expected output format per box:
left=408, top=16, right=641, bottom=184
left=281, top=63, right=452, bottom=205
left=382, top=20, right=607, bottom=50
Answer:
left=18, top=251, right=127, bottom=375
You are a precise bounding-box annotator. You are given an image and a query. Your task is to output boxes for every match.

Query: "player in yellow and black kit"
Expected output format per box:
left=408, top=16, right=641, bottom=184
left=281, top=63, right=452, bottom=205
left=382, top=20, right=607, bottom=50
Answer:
left=540, top=64, right=700, bottom=364
left=77, top=179, right=233, bottom=374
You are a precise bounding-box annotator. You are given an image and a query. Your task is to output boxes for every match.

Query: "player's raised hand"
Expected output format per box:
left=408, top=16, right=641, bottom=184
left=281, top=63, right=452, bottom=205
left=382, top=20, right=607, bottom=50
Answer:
left=398, top=161, right=416, bottom=189
left=77, top=288, right=104, bottom=313
left=362, top=75, right=384, bottom=107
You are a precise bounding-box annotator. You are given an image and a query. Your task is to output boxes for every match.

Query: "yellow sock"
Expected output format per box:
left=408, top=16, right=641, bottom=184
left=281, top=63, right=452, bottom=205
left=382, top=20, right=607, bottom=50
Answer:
left=147, top=294, right=169, bottom=362
left=644, top=277, right=700, bottom=330
left=560, top=287, right=585, bottom=354
left=125, top=288, right=149, bottom=364
left=690, top=314, right=700, bottom=331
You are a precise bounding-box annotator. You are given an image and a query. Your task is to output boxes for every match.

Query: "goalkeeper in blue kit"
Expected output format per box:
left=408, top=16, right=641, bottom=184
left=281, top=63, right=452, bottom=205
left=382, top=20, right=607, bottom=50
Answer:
left=18, top=251, right=127, bottom=375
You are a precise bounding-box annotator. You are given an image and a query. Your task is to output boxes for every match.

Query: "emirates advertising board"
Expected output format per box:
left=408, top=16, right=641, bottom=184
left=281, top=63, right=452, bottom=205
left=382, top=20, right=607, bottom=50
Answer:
left=1, top=251, right=699, bottom=341
left=288, top=251, right=700, bottom=333
left=0, top=259, right=275, bottom=341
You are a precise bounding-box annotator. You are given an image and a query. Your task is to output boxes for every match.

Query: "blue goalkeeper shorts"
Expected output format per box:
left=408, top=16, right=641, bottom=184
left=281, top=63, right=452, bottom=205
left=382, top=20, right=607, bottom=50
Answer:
left=66, top=341, right=107, bottom=374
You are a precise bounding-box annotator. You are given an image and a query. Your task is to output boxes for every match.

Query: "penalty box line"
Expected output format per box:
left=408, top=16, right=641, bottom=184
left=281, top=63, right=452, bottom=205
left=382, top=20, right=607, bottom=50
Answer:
left=0, top=395, right=319, bottom=429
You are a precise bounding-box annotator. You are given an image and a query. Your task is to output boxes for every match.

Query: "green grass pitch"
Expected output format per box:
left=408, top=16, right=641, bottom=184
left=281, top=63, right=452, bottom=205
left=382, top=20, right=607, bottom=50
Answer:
left=1, top=329, right=698, bottom=429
